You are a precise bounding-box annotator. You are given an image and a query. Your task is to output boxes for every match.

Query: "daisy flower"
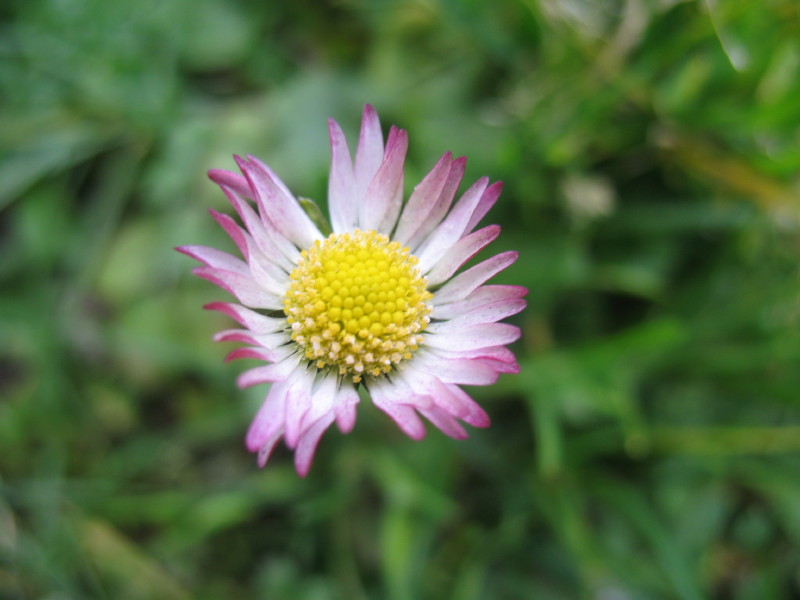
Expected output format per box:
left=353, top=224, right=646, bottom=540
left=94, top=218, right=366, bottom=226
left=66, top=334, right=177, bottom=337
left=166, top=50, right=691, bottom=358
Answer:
left=178, top=106, right=526, bottom=476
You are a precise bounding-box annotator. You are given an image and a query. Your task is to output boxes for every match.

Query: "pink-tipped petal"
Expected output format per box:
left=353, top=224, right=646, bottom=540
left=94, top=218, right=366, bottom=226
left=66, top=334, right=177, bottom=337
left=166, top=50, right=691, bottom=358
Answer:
left=465, top=181, right=503, bottom=234
left=432, top=251, right=519, bottom=305
left=294, top=412, right=336, bottom=477
left=417, top=405, right=468, bottom=439
left=327, top=118, right=357, bottom=233
left=424, top=225, right=501, bottom=286
left=426, top=297, right=527, bottom=333
left=224, top=347, right=280, bottom=363
left=334, top=385, right=360, bottom=433
left=424, top=323, right=521, bottom=352
left=405, top=156, right=468, bottom=252
left=284, top=371, right=314, bottom=449
left=246, top=378, right=290, bottom=452
left=193, top=266, right=283, bottom=310
left=361, top=129, right=408, bottom=233
left=432, top=284, right=528, bottom=320
left=209, top=210, right=250, bottom=260
left=256, top=431, right=284, bottom=468
left=208, top=168, right=251, bottom=197
left=443, top=383, right=491, bottom=428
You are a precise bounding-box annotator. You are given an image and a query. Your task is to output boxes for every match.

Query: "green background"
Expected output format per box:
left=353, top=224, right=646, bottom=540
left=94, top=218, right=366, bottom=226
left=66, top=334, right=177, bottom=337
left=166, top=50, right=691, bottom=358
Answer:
left=2, top=0, right=800, bottom=598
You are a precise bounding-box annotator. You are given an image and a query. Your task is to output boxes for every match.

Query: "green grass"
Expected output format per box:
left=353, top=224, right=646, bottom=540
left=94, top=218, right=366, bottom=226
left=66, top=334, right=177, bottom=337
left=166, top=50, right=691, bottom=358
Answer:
left=2, top=0, right=800, bottom=598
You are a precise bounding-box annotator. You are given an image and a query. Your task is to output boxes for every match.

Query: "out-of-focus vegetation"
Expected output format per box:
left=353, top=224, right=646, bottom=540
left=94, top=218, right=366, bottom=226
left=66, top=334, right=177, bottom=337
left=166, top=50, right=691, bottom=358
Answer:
left=2, top=0, right=800, bottom=598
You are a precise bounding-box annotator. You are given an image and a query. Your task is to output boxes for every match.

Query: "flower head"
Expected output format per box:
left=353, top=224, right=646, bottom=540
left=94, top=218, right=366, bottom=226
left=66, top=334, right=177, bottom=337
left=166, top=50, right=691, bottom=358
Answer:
left=178, top=106, right=526, bottom=476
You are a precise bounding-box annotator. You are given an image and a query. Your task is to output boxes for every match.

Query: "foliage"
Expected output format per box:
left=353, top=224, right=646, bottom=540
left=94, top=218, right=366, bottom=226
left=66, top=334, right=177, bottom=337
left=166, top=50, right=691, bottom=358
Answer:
left=2, top=0, right=800, bottom=598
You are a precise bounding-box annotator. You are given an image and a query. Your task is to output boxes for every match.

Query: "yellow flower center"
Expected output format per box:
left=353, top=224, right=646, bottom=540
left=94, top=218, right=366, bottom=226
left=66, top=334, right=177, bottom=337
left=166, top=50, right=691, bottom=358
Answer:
left=284, top=229, right=433, bottom=383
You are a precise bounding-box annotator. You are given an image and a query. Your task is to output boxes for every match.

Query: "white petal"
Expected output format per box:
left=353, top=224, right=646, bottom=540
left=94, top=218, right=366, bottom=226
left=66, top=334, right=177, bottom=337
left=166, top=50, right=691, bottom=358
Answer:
left=361, top=128, right=407, bottom=233
left=237, top=353, right=302, bottom=388
left=353, top=105, right=384, bottom=205
left=414, top=352, right=499, bottom=386
left=426, top=297, right=526, bottom=333
left=424, top=225, right=500, bottom=286
left=327, top=118, right=357, bottom=233
left=432, top=251, right=518, bottom=305
left=423, top=323, right=521, bottom=352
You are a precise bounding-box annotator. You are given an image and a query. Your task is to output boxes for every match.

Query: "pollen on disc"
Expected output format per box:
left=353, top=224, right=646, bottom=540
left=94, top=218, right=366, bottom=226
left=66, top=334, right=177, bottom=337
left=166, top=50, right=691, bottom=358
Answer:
left=284, top=229, right=432, bottom=382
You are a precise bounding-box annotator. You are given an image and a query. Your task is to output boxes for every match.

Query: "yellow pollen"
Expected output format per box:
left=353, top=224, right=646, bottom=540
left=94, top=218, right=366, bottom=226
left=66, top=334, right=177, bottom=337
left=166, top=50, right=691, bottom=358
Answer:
left=284, top=229, right=432, bottom=382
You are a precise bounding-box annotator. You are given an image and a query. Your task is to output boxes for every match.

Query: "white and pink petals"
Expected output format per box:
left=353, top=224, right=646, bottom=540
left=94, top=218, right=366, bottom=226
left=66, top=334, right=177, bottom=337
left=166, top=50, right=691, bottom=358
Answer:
left=432, top=284, right=527, bottom=320
left=236, top=156, right=323, bottom=250
left=439, top=344, right=519, bottom=366
left=334, top=384, right=360, bottom=433
left=424, top=225, right=501, bottom=286
left=432, top=250, right=519, bottom=305
left=361, top=128, right=408, bottom=234
left=465, top=181, right=503, bottom=234
left=426, top=297, right=527, bottom=333
left=405, top=156, right=468, bottom=253
left=177, top=245, right=250, bottom=276
left=192, top=266, right=283, bottom=310
left=392, top=152, right=454, bottom=245
left=216, top=182, right=299, bottom=271
left=237, top=352, right=302, bottom=389
left=353, top=105, right=384, bottom=204
left=424, top=322, right=521, bottom=353
left=369, top=377, right=428, bottom=440
left=415, top=176, right=489, bottom=273
left=327, top=118, right=357, bottom=233
left=396, top=367, right=488, bottom=434
left=204, top=301, right=285, bottom=334
left=246, top=247, right=291, bottom=297
left=182, top=106, right=526, bottom=476
left=213, top=328, right=288, bottom=350
left=294, top=411, right=336, bottom=477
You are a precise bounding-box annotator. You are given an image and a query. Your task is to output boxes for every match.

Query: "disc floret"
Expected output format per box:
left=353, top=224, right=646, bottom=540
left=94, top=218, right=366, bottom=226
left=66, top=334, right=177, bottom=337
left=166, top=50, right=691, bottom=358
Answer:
left=284, top=229, right=433, bottom=383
